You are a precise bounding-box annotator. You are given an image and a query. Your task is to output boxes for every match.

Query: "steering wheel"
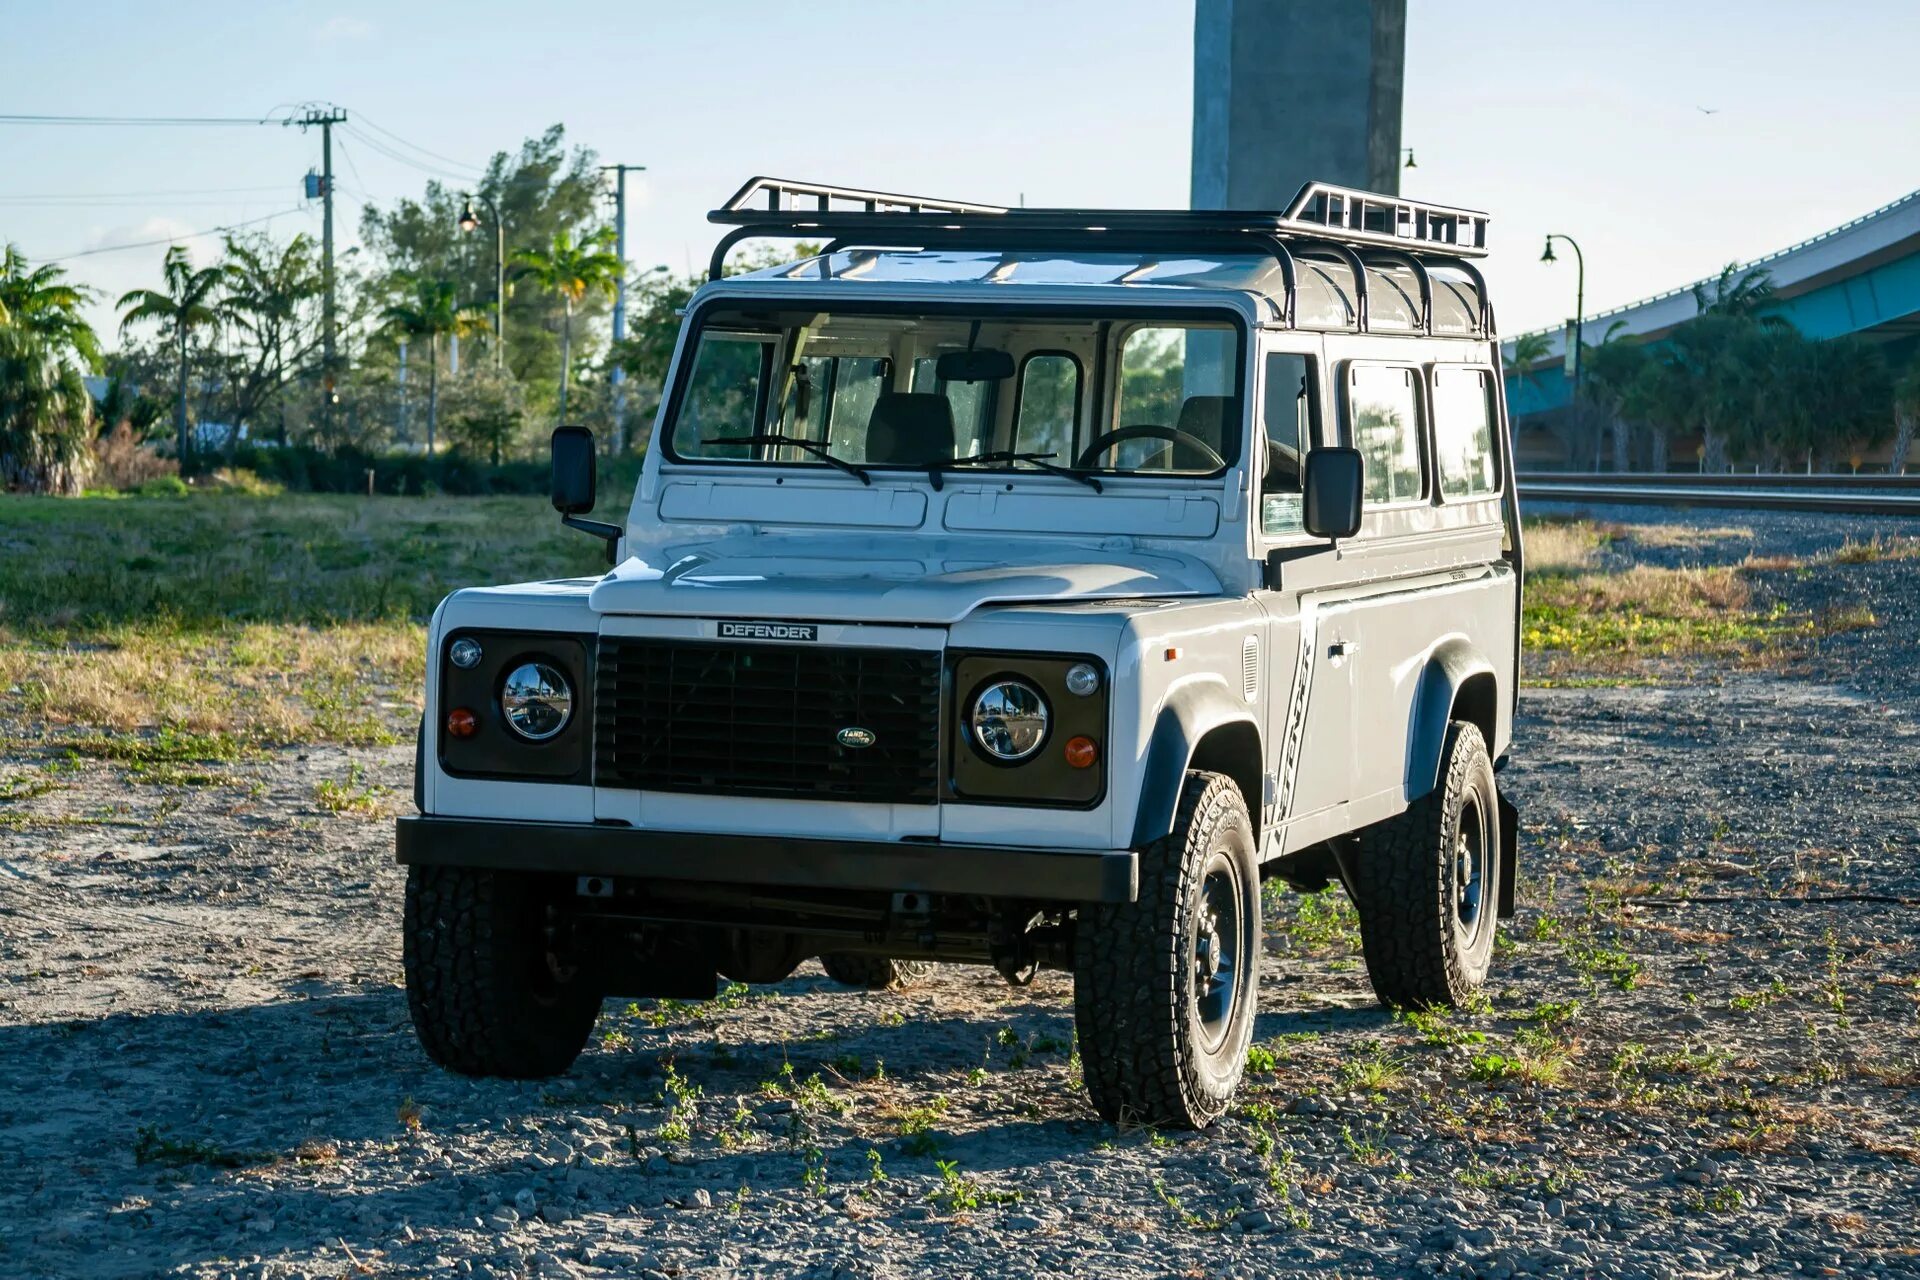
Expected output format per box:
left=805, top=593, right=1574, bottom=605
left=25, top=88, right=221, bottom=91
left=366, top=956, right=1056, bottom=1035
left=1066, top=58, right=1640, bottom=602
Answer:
left=1074, top=424, right=1227, bottom=472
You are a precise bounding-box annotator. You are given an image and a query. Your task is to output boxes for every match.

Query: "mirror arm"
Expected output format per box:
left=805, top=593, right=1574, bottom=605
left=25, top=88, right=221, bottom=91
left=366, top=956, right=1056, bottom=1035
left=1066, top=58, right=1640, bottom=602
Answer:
left=562, top=515, right=622, bottom=565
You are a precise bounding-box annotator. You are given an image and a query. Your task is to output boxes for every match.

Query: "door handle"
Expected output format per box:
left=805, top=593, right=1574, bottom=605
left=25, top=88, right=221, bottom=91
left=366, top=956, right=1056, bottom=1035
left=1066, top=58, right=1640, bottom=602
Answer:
left=1328, top=640, right=1357, bottom=662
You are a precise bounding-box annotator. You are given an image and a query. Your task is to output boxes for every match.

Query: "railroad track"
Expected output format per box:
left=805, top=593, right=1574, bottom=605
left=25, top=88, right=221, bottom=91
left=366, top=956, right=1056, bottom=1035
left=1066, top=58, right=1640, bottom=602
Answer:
left=1517, top=472, right=1920, bottom=516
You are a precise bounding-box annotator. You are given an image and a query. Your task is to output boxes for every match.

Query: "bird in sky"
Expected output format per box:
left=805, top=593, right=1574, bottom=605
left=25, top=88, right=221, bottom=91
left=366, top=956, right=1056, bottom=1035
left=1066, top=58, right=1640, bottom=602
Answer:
left=1697, top=105, right=1720, bottom=115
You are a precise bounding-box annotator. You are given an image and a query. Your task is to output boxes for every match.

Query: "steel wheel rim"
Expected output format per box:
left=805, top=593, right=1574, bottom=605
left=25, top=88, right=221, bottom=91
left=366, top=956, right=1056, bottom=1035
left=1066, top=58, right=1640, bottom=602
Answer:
left=1192, top=861, right=1245, bottom=1052
left=1453, top=790, right=1490, bottom=943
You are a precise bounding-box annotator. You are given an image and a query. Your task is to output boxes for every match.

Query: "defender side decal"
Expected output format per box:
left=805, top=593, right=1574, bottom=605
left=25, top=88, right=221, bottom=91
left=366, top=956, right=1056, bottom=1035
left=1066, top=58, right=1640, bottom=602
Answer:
left=1273, top=603, right=1317, bottom=821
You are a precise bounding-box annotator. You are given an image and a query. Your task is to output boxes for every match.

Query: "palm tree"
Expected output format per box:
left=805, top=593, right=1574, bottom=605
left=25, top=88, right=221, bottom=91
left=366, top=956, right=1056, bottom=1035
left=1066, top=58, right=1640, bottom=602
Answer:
left=511, top=227, right=622, bottom=424
left=221, top=232, right=322, bottom=448
left=118, top=246, right=224, bottom=469
left=1692, top=263, right=1775, bottom=318
left=1893, top=356, right=1920, bottom=476
left=380, top=277, right=485, bottom=454
left=0, top=245, right=101, bottom=493
left=1582, top=322, right=1644, bottom=472
left=1505, top=331, right=1553, bottom=402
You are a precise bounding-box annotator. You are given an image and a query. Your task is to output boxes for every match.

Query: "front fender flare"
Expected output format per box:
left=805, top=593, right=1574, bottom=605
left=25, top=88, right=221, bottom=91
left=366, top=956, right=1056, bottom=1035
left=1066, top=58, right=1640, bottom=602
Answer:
left=1129, top=680, right=1262, bottom=848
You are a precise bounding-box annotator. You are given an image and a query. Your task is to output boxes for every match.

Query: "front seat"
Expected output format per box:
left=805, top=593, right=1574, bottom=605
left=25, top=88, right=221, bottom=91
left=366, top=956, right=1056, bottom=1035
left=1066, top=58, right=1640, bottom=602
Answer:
left=865, top=391, right=957, bottom=466
left=1168, top=394, right=1236, bottom=471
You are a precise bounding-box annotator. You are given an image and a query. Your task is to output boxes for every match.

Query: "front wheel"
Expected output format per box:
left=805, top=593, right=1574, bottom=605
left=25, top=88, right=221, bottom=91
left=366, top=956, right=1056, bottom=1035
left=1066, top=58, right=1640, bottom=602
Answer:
left=1074, top=770, right=1261, bottom=1129
left=1353, top=720, right=1501, bottom=1009
left=403, top=865, right=602, bottom=1078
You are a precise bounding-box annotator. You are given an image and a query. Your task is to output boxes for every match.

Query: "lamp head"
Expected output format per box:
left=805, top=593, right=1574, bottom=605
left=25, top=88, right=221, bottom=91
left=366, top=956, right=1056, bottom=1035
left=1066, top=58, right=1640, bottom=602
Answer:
left=1403, top=148, right=1417, bottom=170
left=1540, top=237, right=1557, bottom=264
left=457, top=198, right=480, bottom=233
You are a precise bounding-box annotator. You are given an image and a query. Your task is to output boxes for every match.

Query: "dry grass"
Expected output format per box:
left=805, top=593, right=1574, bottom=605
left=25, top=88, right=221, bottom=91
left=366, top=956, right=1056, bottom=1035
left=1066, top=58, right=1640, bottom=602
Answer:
left=1523, top=518, right=1615, bottom=574
left=0, top=491, right=600, bottom=746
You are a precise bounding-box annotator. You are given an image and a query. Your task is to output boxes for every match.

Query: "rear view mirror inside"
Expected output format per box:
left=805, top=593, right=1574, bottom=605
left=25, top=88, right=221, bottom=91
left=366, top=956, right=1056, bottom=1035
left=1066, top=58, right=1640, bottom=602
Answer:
left=935, top=349, right=1015, bottom=383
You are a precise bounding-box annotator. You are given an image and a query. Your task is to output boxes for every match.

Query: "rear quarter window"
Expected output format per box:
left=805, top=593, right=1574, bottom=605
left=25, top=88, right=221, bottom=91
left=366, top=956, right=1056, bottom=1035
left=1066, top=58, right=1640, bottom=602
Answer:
left=1431, top=368, right=1500, bottom=499
left=1347, top=364, right=1425, bottom=505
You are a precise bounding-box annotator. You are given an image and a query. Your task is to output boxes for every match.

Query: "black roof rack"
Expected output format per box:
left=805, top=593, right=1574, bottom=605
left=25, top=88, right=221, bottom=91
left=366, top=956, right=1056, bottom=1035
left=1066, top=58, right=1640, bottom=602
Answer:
left=705, top=177, right=1493, bottom=333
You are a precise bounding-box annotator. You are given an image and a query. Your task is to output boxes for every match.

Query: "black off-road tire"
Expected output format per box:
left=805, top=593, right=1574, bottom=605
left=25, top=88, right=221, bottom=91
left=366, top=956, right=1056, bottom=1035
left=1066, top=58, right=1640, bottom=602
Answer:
left=819, top=954, right=935, bottom=990
left=1073, top=770, right=1261, bottom=1129
left=403, top=865, right=602, bottom=1078
left=1354, top=720, right=1501, bottom=1009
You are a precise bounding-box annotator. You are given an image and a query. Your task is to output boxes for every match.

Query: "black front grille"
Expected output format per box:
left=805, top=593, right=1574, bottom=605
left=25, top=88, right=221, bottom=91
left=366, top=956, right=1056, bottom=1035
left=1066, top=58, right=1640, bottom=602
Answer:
left=596, top=637, right=943, bottom=802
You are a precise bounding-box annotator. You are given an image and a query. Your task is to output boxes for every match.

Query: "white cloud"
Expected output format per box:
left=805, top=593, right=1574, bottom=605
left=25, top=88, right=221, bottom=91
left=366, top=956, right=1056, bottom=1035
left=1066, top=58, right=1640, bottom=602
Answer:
left=317, top=14, right=373, bottom=43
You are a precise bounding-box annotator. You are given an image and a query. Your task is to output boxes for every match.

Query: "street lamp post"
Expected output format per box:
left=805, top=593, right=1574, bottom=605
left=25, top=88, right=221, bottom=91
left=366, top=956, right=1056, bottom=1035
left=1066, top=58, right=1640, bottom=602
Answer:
left=1541, top=233, right=1585, bottom=403
left=458, top=194, right=505, bottom=369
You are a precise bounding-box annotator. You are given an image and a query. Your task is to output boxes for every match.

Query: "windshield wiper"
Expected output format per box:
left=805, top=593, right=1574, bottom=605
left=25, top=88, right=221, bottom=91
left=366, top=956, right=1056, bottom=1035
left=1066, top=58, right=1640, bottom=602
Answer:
left=926, top=450, right=1102, bottom=493
left=702, top=433, right=871, bottom=485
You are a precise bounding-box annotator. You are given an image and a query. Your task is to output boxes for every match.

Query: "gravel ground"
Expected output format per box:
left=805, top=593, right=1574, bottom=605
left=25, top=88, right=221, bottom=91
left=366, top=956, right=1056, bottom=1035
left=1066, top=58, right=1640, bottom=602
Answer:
left=3, top=504, right=1919, bottom=1279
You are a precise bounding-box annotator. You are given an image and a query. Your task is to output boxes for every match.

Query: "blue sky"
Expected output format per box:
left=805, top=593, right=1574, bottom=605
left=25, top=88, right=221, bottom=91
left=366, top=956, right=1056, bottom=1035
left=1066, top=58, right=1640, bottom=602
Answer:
left=4, top=1, right=1917, bottom=337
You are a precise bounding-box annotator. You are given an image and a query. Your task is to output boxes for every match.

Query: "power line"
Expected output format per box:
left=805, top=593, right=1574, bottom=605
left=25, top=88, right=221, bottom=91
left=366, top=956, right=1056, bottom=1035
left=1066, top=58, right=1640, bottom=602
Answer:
left=0, top=183, right=289, bottom=200
left=348, top=112, right=485, bottom=176
left=0, top=112, right=280, bottom=127
left=43, top=207, right=310, bottom=262
left=338, top=125, right=478, bottom=184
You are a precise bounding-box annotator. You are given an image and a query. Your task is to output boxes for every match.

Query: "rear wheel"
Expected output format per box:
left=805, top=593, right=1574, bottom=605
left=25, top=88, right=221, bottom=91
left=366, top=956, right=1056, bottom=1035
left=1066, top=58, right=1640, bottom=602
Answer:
left=1353, top=720, right=1500, bottom=1009
left=1073, top=771, right=1261, bottom=1129
left=820, top=954, right=935, bottom=990
left=403, top=865, right=601, bottom=1078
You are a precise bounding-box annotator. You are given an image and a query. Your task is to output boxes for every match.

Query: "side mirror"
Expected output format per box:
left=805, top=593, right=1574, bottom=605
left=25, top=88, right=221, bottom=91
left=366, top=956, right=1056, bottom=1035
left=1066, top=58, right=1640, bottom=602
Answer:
left=550, top=425, right=597, bottom=514
left=1302, top=447, right=1364, bottom=540
left=550, top=425, right=621, bottom=565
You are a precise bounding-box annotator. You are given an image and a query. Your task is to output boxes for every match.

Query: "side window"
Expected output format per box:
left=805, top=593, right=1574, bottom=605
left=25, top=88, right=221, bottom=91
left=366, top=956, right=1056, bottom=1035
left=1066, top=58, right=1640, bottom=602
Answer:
left=671, top=333, right=770, bottom=458
left=1347, top=364, right=1424, bottom=505
left=1260, top=351, right=1316, bottom=536
left=1014, top=353, right=1080, bottom=460
left=1431, top=368, right=1500, bottom=498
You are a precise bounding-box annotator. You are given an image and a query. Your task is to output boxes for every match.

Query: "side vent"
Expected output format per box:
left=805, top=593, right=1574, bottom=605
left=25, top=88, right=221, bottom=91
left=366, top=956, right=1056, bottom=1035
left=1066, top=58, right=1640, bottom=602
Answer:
left=1242, top=635, right=1260, bottom=702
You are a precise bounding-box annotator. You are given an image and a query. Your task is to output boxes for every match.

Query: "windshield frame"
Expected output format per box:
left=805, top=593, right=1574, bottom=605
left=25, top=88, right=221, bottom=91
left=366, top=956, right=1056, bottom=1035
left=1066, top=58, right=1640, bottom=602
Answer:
left=656, top=295, right=1253, bottom=483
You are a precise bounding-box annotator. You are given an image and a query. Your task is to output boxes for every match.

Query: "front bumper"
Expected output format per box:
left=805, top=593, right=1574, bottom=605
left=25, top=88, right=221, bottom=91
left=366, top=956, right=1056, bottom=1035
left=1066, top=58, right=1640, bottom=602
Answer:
left=395, top=815, right=1138, bottom=903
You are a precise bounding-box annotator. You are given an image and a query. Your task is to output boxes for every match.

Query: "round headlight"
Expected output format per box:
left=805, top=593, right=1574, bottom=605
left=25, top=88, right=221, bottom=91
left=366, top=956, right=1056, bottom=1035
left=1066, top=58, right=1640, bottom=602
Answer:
left=1064, top=662, right=1102, bottom=697
left=501, top=661, right=572, bottom=741
left=970, top=679, right=1050, bottom=762
left=449, top=637, right=484, bottom=670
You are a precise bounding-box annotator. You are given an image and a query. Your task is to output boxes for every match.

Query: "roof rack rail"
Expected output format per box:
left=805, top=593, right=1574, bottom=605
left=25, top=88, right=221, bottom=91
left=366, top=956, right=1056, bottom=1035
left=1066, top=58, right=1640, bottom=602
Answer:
left=719, top=176, right=1006, bottom=218
left=704, top=178, right=1492, bottom=333
left=1283, top=182, right=1488, bottom=256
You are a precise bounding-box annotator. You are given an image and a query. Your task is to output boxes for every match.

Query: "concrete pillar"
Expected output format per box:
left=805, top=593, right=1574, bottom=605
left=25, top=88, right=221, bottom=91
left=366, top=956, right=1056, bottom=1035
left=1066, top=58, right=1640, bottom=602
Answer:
left=1191, top=0, right=1406, bottom=210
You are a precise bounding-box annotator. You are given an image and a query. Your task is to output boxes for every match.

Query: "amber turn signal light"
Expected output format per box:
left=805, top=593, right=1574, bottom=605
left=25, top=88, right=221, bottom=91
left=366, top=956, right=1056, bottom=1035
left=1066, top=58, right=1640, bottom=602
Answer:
left=1064, top=735, right=1099, bottom=769
left=446, top=707, right=478, bottom=738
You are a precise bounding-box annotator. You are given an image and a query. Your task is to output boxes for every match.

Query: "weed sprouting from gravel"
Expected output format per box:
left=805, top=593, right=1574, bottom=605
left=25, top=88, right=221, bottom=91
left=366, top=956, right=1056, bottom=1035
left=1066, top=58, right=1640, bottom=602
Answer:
left=133, top=1126, right=274, bottom=1170
left=929, top=1159, right=1018, bottom=1215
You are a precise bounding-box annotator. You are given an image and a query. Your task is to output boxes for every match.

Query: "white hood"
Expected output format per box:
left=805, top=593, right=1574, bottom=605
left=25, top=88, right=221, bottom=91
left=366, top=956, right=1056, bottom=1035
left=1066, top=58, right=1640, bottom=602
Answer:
left=587, top=532, right=1221, bottom=624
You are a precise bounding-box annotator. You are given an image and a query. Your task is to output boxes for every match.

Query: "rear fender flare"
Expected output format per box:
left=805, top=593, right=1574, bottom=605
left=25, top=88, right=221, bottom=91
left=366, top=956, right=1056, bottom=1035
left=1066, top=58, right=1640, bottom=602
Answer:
left=1405, top=637, right=1498, bottom=804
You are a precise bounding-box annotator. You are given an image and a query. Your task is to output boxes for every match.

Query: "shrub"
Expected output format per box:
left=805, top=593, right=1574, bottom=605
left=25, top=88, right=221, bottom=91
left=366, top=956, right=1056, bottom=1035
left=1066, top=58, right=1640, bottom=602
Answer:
left=91, top=422, right=177, bottom=490
left=135, top=474, right=191, bottom=498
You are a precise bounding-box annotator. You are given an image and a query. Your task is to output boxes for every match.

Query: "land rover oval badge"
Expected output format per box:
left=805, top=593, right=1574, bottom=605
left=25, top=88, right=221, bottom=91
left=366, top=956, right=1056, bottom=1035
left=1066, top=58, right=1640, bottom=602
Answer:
left=836, top=727, right=877, bottom=749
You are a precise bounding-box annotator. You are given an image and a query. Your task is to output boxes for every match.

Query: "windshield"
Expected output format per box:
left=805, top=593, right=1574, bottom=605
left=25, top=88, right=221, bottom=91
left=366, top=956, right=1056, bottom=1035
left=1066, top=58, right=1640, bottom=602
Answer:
left=665, top=305, right=1244, bottom=478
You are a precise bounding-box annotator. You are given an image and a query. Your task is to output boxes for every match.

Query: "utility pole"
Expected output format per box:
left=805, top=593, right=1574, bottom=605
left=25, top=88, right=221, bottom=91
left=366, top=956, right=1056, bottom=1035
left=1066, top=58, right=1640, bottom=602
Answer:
left=297, top=106, right=348, bottom=434
left=601, top=163, right=644, bottom=453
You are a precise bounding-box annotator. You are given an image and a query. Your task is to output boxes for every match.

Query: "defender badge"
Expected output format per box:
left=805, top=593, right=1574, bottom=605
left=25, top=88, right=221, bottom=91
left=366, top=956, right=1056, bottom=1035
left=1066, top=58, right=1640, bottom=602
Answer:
left=836, top=727, right=877, bottom=749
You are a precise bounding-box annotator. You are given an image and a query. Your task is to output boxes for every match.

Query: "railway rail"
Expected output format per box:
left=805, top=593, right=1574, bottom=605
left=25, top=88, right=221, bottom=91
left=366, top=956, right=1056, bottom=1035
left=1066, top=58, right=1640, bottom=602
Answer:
left=1517, top=472, right=1920, bottom=516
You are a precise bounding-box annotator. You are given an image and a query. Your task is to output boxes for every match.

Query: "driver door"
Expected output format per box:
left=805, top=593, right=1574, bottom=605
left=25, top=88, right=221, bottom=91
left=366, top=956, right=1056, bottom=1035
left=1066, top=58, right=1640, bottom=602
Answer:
left=1251, top=339, right=1356, bottom=853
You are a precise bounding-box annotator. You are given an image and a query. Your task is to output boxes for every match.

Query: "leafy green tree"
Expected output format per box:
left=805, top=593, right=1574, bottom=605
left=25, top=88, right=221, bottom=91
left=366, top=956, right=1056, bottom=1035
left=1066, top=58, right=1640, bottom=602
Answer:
left=439, top=363, right=529, bottom=465
left=511, top=227, right=622, bottom=425
left=117, top=246, right=224, bottom=469
left=357, top=126, right=607, bottom=386
left=379, top=277, right=486, bottom=453
left=0, top=245, right=100, bottom=492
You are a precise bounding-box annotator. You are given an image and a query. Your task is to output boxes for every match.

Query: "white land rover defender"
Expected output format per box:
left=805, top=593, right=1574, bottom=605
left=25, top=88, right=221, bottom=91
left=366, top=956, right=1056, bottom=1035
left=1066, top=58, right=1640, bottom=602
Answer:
left=399, top=178, right=1523, bottom=1128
